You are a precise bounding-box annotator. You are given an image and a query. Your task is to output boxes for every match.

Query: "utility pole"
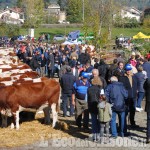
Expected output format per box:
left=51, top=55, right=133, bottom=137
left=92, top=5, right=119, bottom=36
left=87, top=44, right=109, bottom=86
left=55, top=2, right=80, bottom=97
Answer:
left=82, top=0, right=84, bottom=22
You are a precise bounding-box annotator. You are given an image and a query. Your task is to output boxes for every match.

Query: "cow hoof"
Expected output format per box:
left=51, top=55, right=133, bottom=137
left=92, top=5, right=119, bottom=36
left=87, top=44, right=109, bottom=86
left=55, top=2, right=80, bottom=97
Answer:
left=11, top=123, right=15, bottom=129
left=45, top=122, right=51, bottom=125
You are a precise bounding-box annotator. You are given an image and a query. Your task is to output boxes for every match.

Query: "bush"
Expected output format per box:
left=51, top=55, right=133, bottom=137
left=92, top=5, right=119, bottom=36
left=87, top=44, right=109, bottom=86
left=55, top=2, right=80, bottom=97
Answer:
left=0, top=23, right=20, bottom=37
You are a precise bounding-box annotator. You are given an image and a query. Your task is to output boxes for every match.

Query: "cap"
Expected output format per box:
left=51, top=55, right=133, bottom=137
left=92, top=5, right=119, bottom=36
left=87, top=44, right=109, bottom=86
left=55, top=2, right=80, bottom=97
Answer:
left=81, top=72, right=89, bottom=78
left=125, top=64, right=132, bottom=71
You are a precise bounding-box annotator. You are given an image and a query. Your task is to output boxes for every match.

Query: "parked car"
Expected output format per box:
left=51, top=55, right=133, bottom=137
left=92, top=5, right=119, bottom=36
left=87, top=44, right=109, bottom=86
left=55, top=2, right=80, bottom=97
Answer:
left=58, top=20, right=70, bottom=24
left=53, top=35, right=66, bottom=41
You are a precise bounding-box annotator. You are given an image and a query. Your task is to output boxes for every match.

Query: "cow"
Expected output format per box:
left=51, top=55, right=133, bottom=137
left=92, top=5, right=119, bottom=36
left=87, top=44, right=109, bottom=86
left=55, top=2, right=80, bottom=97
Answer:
left=0, top=78, right=60, bottom=130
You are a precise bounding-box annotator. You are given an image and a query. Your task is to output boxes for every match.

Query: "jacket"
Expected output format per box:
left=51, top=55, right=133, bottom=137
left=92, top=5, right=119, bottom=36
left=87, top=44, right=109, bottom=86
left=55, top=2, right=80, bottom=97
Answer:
left=142, top=62, right=150, bottom=78
left=105, top=81, right=128, bottom=112
left=97, top=101, right=112, bottom=122
left=118, top=75, right=137, bottom=99
left=134, top=72, right=145, bottom=92
left=144, top=78, right=150, bottom=112
left=87, top=85, right=101, bottom=114
left=60, top=72, right=76, bottom=95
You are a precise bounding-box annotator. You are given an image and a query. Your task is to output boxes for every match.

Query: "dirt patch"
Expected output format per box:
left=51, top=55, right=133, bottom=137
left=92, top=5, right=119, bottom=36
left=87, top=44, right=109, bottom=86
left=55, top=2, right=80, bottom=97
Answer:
left=0, top=113, right=72, bottom=148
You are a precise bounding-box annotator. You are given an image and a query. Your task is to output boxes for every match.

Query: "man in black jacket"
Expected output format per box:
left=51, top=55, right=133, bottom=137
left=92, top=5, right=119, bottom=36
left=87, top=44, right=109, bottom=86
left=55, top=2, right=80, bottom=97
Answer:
left=144, top=78, right=150, bottom=143
left=60, top=66, right=76, bottom=117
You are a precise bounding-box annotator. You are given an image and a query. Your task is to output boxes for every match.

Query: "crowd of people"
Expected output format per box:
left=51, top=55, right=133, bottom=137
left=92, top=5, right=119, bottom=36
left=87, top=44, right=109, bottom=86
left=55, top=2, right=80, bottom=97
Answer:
left=13, top=41, right=150, bottom=144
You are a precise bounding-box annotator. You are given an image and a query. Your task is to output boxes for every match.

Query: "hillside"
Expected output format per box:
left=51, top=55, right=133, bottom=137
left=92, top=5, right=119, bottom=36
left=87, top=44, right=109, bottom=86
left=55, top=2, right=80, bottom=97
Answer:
left=0, top=0, right=17, bottom=9
left=0, top=0, right=149, bottom=10
left=120, top=0, right=150, bottom=10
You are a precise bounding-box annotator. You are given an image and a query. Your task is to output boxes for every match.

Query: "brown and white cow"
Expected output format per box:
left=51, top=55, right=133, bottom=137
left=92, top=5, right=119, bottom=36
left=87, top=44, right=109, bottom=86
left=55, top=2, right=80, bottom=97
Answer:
left=0, top=78, right=60, bottom=130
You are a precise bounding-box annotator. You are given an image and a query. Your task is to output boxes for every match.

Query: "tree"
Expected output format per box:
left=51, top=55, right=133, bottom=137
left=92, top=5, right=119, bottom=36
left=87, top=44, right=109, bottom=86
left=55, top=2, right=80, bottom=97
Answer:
left=66, top=0, right=82, bottom=23
left=0, top=23, right=20, bottom=37
left=16, top=0, right=23, bottom=7
left=143, top=15, right=150, bottom=34
left=21, top=0, right=45, bottom=28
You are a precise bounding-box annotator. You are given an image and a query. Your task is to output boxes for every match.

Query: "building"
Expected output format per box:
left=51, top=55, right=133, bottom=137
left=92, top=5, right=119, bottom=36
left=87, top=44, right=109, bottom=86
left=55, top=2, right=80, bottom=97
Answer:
left=47, top=3, right=60, bottom=16
left=0, top=7, right=25, bottom=25
left=121, top=7, right=142, bottom=22
left=45, top=3, right=67, bottom=24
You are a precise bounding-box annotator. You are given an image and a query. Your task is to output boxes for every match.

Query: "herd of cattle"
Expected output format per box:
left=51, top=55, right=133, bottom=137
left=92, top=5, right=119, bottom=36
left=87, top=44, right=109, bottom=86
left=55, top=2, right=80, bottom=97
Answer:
left=0, top=47, right=60, bottom=130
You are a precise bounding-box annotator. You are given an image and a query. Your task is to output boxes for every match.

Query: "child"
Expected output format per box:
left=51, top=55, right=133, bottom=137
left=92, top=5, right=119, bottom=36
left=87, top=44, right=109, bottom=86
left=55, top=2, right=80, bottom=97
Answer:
left=97, top=93, right=112, bottom=144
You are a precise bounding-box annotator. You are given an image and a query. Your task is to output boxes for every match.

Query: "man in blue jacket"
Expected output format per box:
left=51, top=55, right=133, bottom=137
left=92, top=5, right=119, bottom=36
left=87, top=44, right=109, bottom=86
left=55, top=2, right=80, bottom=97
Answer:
left=105, top=76, right=128, bottom=138
left=72, top=72, right=91, bottom=129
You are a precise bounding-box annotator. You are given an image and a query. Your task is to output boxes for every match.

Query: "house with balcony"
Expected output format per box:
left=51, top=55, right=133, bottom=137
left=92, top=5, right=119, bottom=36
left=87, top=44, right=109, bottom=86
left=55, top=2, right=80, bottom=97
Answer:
left=121, top=7, right=142, bottom=22
left=0, top=7, right=25, bottom=25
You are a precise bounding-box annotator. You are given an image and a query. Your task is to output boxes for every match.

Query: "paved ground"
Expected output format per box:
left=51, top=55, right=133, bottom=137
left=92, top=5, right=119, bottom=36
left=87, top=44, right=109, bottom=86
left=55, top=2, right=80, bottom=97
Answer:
left=0, top=100, right=150, bottom=150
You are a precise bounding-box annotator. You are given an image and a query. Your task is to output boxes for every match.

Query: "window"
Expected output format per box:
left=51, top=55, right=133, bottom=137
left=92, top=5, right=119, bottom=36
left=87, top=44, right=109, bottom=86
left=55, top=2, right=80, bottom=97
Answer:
left=20, top=14, right=23, bottom=19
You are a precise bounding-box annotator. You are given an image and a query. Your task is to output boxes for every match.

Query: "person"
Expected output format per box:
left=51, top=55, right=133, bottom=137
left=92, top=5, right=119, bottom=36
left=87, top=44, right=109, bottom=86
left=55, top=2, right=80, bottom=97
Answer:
left=78, top=49, right=90, bottom=65
left=142, top=57, right=150, bottom=78
left=90, top=69, right=107, bottom=89
left=113, top=61, right=125, bottom=77
left=94, top=58, right=99, bottom=69
left=107, top=59, right=118, bottom=81
left=118, top=64, right=138, bottom=130
left=97, top=59, right=109, bottom=80
left=97, top=93, right=112, bottom=143
left=39, top=54, right=46, bottom=77
left=105, top=76, right=128, bottom=138
left=134, top=66, right=146, bottom=112
left=87, top=76, right=102, bottom=141
left=59, top=61, right=69, bottom=81
left=48, top=50, right=54, bottom=78
left=129, top=52, right=137, bottom=67
left=72, top=72, right=91, bottom=129
left=71, top=62, right=80, bottom=81
left=60, top=66, right=76, bottom=117
left=144, top=78, right=150, bottom=144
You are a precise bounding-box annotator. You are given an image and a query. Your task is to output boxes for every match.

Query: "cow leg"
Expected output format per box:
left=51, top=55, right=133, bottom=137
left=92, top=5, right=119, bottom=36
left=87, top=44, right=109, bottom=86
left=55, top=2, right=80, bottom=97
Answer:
left=12, top=111, right=20, bottom=130
left=10, top=115, right=15, bottom=129
left=43, top=107, right=51, bottom=125
left=15, top=111, right=20, bottom=130
left=51, top=103, right=57, bottom=127
left=1, top=115, right=8, bottom=128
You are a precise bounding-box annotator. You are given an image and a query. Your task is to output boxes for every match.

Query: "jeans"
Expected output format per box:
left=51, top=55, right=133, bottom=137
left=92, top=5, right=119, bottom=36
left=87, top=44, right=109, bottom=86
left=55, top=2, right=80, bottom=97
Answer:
left=91, top=113, right=100, bottom=139
left=62, top=93, right=74, bottom=116
left=129, top=98, right=136, bottom=125
left=111, top=111, right=125, bottom=137
left=137, top=92, right=145, bottom=108
left=100, top=122, right=110, bottom=137
left=40, top=66, right=45, bottom=77
left=147, top=112, right=150, bottom=139
left=48, top=69, right=54, bottom=78
left=45, top=64, right=48, bottom=75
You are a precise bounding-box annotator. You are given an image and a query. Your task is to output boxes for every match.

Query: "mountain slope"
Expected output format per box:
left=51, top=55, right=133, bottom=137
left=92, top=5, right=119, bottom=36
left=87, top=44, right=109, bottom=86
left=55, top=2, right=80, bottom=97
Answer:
left=0, top=0, right=149, bottom=10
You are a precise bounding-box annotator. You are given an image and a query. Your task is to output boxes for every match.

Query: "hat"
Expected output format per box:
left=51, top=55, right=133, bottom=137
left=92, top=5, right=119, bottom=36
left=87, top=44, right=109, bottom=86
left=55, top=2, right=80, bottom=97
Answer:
left=81, top=72, right=89, bottom=78
left=125, top=64, right=132, bottom=71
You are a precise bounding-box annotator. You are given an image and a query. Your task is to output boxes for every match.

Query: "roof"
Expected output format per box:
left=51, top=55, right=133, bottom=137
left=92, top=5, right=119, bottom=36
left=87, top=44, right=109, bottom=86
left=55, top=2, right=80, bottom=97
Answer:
left=123, top=7, right=142, bottom=15
left=0, top=8, right=24, bottom=14
left=48, top=4, right=60, bottom=9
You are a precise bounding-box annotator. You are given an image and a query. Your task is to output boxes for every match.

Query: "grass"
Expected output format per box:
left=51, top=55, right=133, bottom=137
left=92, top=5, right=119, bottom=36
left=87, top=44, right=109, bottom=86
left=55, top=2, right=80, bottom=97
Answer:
left=20, top=26, right=81, bottom=40
left=20, top=26, right=147, bottom=40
